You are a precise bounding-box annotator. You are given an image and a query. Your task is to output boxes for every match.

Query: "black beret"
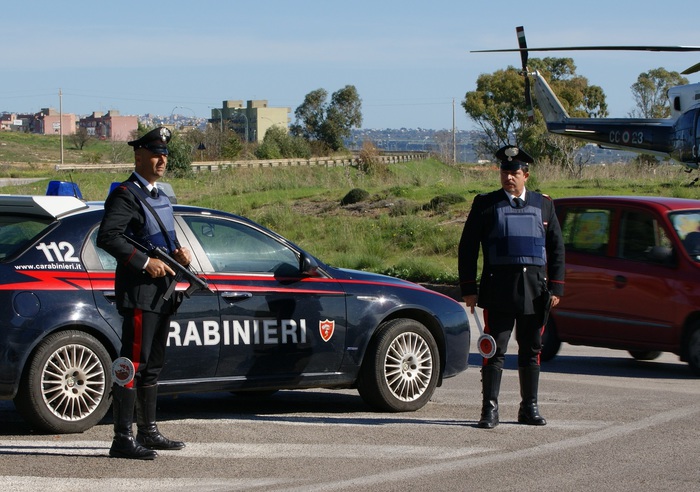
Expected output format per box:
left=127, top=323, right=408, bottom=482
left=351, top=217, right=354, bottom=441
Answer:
left=496, top=145, right=533, bottom=171
left=128, top=127, right=171, bottom=155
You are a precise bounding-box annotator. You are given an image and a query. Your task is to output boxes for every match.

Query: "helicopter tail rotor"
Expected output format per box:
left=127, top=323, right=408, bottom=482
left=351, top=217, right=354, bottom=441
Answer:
left=516, top=26, right=534, bottom=121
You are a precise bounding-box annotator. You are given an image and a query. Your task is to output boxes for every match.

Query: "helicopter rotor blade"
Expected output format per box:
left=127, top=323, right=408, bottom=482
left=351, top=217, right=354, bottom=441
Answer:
left=471, top=45, right=700, bottom=53
left=681, top=62, right=700, bottom=75
left=516, top=26, right=534, bottom=120
left=472, top=43, right=700, bottom=77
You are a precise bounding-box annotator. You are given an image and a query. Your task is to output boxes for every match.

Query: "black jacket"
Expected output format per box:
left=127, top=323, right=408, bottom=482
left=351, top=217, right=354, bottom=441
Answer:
left=458, top=189, right=565, bottom=315
left=96, top=174, right=174, bottom=313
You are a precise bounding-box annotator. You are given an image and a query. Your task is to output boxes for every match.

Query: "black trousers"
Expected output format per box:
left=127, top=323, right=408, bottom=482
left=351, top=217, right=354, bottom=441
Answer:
left=119, top=308, right=171, bottom=388
left=482, top=309, right=544, bottom=369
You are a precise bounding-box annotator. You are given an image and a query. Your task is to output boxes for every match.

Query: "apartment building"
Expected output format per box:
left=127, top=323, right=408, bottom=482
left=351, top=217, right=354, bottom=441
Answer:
left=78, top=110, right=137, bottom=141
left=35, top=108, right=76, bottom=136
left=210, top=99, right=290, bottom=143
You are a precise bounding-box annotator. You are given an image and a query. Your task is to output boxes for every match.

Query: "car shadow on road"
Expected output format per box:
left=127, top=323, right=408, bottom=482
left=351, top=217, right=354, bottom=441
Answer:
left=468, top=352, right=694, bottom=379
left=0, top=389, right=467, bottom=437
left=543, top=354, right=695, bottom=379
left=123, top=390, right=468, bottom=430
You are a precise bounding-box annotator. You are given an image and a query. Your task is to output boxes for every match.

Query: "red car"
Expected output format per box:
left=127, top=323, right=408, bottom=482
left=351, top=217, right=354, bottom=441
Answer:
left=543, top=196, right=700, bottom=374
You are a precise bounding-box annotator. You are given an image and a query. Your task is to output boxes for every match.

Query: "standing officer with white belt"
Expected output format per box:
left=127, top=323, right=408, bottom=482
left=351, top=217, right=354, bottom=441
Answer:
left=458, top=145, right=565, bottom=429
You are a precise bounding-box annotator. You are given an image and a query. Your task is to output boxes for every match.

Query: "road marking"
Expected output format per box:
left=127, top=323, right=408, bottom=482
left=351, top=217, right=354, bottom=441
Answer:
left=2, top=405, right=697, bottom=491
left=0, top=440, right=492, bottom=460
left=271, top=403, right=700, bottom=491
left=0, top=477, right=283, bottom=492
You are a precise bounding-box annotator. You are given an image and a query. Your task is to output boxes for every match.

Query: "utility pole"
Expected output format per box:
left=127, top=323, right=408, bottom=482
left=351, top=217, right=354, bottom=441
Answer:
left=452, top=98, right=456, bottom=163
left=59, top=88, right=64, bottom=166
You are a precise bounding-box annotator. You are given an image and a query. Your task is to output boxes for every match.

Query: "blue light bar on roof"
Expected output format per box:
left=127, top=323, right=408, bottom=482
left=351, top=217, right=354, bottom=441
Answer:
left=46, top=181, right=83, bottom=199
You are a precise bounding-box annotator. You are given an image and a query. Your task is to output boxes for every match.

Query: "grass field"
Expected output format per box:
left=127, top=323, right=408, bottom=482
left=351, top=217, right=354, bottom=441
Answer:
left=3, top=132, right=700, bottom=284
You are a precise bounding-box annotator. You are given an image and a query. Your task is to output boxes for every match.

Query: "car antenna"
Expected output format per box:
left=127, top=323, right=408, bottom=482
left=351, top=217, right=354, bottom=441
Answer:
left=69, top=173, right=80, bottom=199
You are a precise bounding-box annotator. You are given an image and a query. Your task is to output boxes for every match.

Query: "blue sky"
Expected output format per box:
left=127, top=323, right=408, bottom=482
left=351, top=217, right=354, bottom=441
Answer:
left=3, top=1, right=700, bottom=130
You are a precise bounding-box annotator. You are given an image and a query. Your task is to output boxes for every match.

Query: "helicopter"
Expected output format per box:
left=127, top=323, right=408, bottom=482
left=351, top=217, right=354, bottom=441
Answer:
left=472, top=26, right=700, bottom=172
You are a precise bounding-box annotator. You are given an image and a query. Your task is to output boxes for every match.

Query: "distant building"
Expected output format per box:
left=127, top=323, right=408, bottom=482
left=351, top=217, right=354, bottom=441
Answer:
left=209, top=100, right=290, bottom=143
left=0, top=113, right=17, bottom=131
left=35, top=108, right=76, bottom=136
left=78, top=110, right=137, bottom=141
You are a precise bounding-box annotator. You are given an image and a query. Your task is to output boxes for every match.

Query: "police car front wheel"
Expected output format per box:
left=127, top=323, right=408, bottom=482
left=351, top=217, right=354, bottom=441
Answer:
left=357, top=318, right=440, bottom=412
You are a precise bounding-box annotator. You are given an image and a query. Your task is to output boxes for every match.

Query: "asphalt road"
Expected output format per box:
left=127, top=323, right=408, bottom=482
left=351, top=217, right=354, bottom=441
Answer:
left=1, top=310, right=699, bottom=492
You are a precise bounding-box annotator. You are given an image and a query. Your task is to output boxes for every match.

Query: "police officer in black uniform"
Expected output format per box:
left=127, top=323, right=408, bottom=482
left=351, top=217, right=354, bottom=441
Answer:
left=458, top=145, right=565, bottom=429
left=97, top=127, right=191, bottom=459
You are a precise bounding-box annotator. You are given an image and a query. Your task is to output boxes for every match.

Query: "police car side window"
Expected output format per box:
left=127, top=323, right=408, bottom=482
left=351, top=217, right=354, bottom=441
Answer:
left=87, top=227, right=118, bottom=271
left=561, top=208, right=610, bottom=255
left=0, top=216, right=52, bottom=260
left=184, top=216, right=298, bottom=274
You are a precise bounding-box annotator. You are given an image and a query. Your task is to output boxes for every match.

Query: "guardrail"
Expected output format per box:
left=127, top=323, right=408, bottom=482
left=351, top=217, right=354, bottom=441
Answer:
left=54, top=153, right=427, bottom=172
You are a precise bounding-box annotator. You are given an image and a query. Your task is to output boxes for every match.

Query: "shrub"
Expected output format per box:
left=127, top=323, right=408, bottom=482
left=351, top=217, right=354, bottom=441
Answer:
left=388, top=199, right=421, bottom=217
left=358, top=141, right=390, bottom=177
left=221, top=135, right=243, bottom=160
left=340, top=188, right=369, bottom=205
left=255, top=139, right=282, bottom=160
left=423, top=193, right=466, bottom=212
left=167, top=135, right=194, bottom=178
left=255, top=126, right=311, bottom=159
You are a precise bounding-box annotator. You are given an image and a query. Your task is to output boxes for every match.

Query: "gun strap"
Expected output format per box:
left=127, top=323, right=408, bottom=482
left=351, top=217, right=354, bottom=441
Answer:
left=123, top=180, right=181, bottom=250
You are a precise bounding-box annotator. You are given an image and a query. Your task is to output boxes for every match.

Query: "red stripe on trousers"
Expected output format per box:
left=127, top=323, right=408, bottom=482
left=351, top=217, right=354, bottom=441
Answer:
left=126, top=308, right=143, bottom=389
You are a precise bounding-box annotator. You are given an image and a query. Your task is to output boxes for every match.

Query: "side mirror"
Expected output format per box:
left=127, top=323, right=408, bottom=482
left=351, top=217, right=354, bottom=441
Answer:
left=300, top=252, right=320, bottom=277
left=649, top=246, right=674, bottom=264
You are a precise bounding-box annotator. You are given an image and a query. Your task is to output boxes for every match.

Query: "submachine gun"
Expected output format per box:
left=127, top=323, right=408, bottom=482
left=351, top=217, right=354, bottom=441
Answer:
left=122, top=234, right=213, bottom=300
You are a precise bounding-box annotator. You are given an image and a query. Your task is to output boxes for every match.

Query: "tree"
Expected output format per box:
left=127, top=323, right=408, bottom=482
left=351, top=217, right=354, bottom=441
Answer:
left=630, top=68, right=688, bottom=118
left=255, top=125, right=311, bottom=159
left=627, top=68, right=688, bottom=168
left=530, top=58, right=607, bottom=171
left=291, top=88, right=327, bottom=141
left=462, top=57, right=607, bottom=169
left=462, top=67, right=525, bottom=159
left=221, top=133, right=243, bottom=160
left=291, top=85, right=362, bottom=151
left=128, top=125, right=191, bottom=177
left=166, top=131, right=194, bottom=178
left=108, top=139, right=131, bottom=164
left=70, top=127, right=92, bottom=150
left=433, top=130, right=455, bottom=163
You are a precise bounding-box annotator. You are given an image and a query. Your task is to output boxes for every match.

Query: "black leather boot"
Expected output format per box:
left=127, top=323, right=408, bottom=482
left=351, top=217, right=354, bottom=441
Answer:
left=109, top=384, right=158, bottom=460
left=518, top=366, right=547, bottom=426
left=136, top=384, right=185, bottom=450
left=477, top=365, right=502, bottom=429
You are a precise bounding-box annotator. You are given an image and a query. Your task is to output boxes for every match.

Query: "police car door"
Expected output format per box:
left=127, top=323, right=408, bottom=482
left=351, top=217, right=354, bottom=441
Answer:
left=179, top=214, right=347, bottom=384
left=84, top=225, right=222, bottom=382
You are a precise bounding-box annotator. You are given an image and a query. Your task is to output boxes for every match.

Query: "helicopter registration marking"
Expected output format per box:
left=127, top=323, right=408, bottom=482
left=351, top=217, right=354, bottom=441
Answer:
left=610, top=130, right=644, bottom=145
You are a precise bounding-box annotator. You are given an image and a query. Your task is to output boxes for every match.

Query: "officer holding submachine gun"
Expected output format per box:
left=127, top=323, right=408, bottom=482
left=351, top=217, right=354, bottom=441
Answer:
left=98, top=127, right=201, bottom=460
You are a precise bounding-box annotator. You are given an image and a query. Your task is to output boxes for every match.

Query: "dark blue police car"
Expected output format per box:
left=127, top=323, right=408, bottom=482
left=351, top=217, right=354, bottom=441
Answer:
left=0, top=189, right=470, bottom=433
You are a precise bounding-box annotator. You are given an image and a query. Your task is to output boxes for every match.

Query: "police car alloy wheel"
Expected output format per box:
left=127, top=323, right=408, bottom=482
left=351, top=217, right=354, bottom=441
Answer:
left=357, top=319, right=440, bottom=412
left=14, top=330, right=112, bottom=434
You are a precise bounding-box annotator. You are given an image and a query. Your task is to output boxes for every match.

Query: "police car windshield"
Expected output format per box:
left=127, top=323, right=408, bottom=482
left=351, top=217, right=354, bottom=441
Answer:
left=0, top=216, right=53, bottom=260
